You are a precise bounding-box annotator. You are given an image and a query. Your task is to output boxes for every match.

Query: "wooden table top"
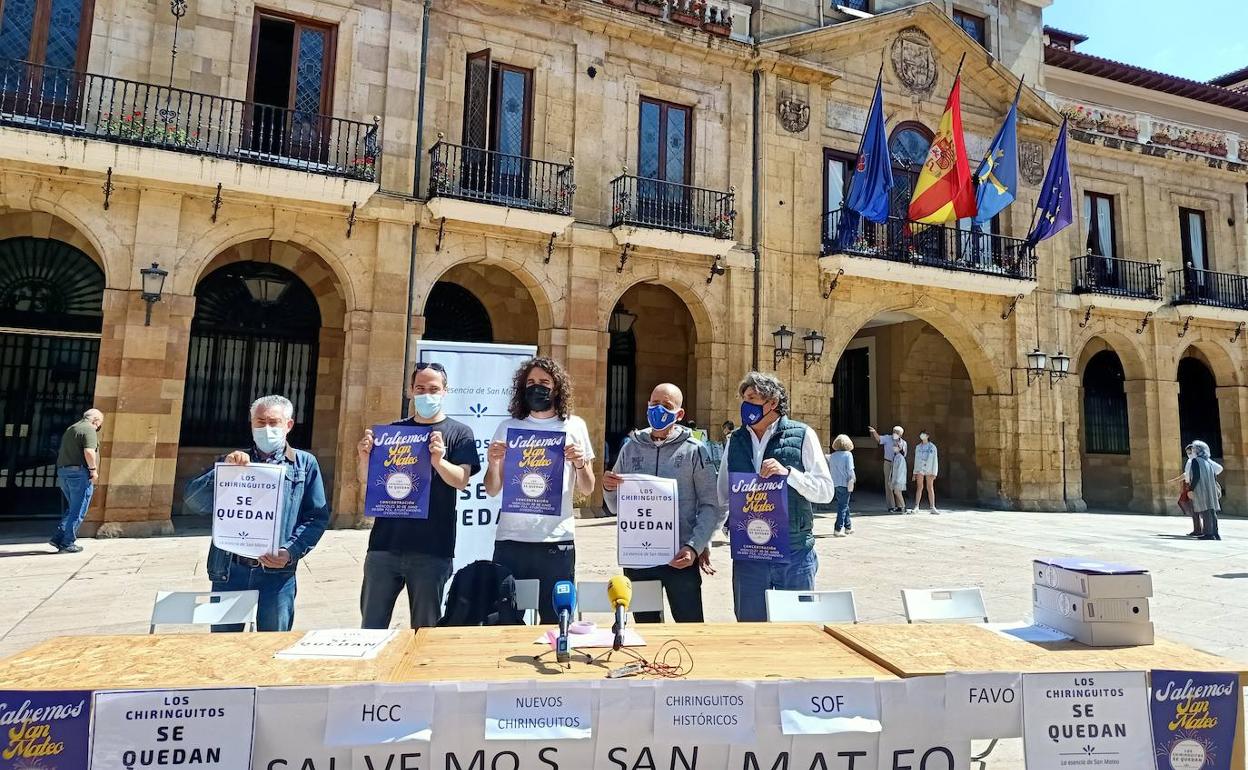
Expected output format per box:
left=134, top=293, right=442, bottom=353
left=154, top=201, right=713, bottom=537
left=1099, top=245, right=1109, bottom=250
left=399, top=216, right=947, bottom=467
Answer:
left=392, top=623, right=899, bottom=682
left=0, top=631, right=418, bottom=690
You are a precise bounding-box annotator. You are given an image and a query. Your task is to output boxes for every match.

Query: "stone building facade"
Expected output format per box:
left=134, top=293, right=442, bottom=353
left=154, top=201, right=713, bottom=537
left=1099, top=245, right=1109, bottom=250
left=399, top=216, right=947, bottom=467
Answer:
left=0, top=0, right=1244, bottom=533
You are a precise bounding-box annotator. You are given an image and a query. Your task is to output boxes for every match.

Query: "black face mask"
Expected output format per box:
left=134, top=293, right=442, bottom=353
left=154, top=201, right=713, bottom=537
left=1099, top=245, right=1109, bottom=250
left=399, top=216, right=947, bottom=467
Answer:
left=524, top=384, right=554, bottom=413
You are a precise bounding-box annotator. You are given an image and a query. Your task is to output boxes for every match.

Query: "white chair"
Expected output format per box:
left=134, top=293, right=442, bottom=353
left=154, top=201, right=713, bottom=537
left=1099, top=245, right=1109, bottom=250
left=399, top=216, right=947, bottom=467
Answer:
left=149, top=590, right=260, bottom=633
left=765, top=589, right=858, bottom=623
left=576, top=580, right=665, bottom=622
left=514, top=579, right=541, bottom=626
left=901, top=587, right=989, bottom=624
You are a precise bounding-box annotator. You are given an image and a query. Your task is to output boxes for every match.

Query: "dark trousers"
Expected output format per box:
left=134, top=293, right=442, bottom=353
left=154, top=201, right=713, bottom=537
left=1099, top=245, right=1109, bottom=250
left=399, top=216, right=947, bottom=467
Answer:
left=493, top=539, right=575, bottom=625
left=1200, top=509, right=1221, bottom=539
left=360, top=550, right=453, bottom=629
left=624, top=563, right=703, bottom=622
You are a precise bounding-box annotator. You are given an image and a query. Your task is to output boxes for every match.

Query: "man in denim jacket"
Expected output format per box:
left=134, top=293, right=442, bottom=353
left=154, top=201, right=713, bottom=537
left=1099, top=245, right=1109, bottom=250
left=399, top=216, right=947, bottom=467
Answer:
left=184, top=395, right=330, bottom=631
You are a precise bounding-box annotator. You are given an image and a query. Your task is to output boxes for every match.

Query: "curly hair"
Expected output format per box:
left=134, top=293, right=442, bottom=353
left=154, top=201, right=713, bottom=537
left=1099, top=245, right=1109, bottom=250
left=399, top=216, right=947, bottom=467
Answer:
left=508, top=356, right=574, bottom=420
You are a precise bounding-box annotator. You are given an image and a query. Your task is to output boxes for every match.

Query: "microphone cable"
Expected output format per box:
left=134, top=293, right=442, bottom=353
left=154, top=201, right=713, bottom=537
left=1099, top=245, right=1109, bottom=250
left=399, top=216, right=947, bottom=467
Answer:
left=641, top=639, right=694, bottom=678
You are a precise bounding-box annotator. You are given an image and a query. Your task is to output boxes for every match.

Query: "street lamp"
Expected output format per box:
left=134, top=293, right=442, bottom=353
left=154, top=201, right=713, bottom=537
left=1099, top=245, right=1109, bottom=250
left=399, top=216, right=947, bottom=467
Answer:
left=802, top=329, right=825, bottom=375
left=1050, top=350, right=1071, bottom=383
left=609, top=306, right=637, bottom=334
left=242, top=275, right=290, bottom=305
left=1026, top=347, right=1071, bottom=387
left=139, top=262, right=168, bottom=326
left=772, top=324, right=795, bottom=369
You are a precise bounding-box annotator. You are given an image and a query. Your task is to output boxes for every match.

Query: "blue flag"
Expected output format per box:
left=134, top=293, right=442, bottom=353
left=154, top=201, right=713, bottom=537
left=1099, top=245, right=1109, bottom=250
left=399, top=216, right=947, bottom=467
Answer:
left=1026, top=119, right=1073, bottom=245
left=973, top=94, right=1019, bottom=227
left=845, top=75, right=893, bottom=224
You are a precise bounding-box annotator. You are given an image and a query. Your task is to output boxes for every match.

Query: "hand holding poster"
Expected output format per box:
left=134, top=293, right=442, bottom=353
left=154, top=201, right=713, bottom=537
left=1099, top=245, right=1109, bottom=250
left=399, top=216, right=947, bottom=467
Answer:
left=616, top=474, right=679, bottom=568
left=0, top=690, right=91, bottom=769
left=1150, top=670, right=1240, bottom=770
left=501, top=429, right=566, bottom=516
left=211, top=462, right=283, bottom=558
left=728, top=472, right=790, bottom=562
left=365, top=424, right=433, bottom=519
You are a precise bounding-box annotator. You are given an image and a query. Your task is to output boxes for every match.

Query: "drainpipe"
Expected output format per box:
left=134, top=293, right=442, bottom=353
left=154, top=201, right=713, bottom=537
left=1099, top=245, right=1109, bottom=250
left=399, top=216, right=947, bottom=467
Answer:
left=750, top=65, right=761, bottom=372
left=401, top=0, right=434, bottom=416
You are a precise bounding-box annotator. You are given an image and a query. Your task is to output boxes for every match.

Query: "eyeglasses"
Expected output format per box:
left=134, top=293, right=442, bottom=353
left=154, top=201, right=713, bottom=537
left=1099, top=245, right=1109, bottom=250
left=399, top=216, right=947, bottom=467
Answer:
left=413, top=362, right=446, bottom=374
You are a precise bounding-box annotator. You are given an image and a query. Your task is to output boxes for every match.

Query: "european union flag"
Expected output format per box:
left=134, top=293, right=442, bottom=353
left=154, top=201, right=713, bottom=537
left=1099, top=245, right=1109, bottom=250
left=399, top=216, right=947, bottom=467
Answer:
left=973, top=91, right=1019, bottom=227
left=1026, top=119, right=1073, bottom=245
left=845, top=74, right=893, bottom=224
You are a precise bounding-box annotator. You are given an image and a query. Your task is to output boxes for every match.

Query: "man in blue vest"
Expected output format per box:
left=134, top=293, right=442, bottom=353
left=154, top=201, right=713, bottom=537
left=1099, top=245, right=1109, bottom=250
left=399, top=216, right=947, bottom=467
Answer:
left=718, top=371, right=835, bottom=622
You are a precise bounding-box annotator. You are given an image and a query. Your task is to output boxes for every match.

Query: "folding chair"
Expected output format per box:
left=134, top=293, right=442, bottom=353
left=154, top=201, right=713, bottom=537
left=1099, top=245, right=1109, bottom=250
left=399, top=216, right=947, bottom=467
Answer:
left=765, top=589, right=858, bottom=623
left=514, top=579, right=541, bottom=626
left=149, top=590, right=260, bottom=633
left=576, top=580, right=664, bottom=622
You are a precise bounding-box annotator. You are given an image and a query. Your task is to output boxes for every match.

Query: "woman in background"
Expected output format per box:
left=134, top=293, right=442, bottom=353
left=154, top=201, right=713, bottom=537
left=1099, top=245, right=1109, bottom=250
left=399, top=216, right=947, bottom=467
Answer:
left=828, top=434, right=856, bottom=536
left=1185, top=439, right=1222, bottom=541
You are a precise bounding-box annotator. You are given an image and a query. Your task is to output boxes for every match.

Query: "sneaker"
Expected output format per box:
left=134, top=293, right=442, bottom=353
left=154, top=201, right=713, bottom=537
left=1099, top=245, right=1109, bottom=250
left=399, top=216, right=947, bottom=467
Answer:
left=59, top=544, right=83, bottom=553
left=48, top=539, right=62, bottom=551
left=845, top=528, right=854, bottom=535
left=929, top=509, right=941, bottom=515
left=833, top=530, right=845, bottom=537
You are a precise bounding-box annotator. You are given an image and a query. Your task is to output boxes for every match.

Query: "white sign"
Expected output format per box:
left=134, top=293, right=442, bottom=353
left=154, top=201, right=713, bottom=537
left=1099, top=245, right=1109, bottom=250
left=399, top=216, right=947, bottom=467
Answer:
left=653, top=681, right=756, bottom=745
left=1022, top=671, right=1152, bottom=769
left=417, top=340, right=537, bottom=573
left=876, top=677, right=969, bottom=770
left=616, top=474, right=680, bottom=568
left=433, top=682, right=596, bottom=770
left=944, top=672, right=1022, bottom=740
left=485, top=684, right=593, bottom=741
left=275, top=629, right=398, bottom=660
left=89, top=687, right=255, bottom=770
left=325, top=684, right=435, bottom=747
left=596, top=681, right=732, bottom=770
left=779, top=679, right=882, bottom=735
left=735, top=682, right=879, bottom=770
left=252, top=687, right=352, bottom=770
left=211, top=462, right=283, bottom=557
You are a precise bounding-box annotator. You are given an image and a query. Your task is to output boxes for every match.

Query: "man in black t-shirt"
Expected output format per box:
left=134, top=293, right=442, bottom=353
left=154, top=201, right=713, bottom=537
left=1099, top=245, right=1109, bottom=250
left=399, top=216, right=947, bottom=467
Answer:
left=356, top=362, right=480, bottom=628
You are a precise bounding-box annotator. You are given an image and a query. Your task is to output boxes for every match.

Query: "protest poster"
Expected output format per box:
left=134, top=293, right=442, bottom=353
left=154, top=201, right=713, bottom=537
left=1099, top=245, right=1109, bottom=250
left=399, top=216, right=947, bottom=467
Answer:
left=595, top=681, right=731, bottom=770
left=485, top=684, right=593, bottom=741
left=325, top=683, right=435, bottom=747
left=252, top=687, right=352, bottom=770
left=734, top=681, right=879, bottom=770
left=0, top=690, right=91, bottom=770
left=779, top=679, right=882, bottom=736
left=211, top=462, right=283, bottom=558
left=653, top=681, right=756, bottom=745
left=274, top=629, right=399, bottom=660
left=500, top=428, right=566, bottom=516
left=432, top=683, right=596, bottom=770
left=365, top=424, right=434, bottom=519
left=89, top=687, right=255, bottom=770
left=1150, top=670, right=1240, bottom=770
left=1022, top=671, right=1152, bottom=769
left=616, top=474, right=680, bottom=568
left=944, top=671, right=1023, bottom=740
left=876, top=677, right=969, bottom=770
left=728, top=472, right=790, bottom=562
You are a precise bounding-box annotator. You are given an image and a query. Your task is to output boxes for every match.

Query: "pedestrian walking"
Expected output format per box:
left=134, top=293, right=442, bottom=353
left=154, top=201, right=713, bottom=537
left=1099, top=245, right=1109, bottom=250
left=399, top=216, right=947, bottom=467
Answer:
left=1185, top=439, right=1223, bottom=541
left=1168, top=444, right=1201, bottom=537
left=868, top=425, right=907, bottom=512
left=910, top=430, right=940, bottom=514
left=49, top=408, right=104, bottom=553
left=828, top=434, right=856, bottom=536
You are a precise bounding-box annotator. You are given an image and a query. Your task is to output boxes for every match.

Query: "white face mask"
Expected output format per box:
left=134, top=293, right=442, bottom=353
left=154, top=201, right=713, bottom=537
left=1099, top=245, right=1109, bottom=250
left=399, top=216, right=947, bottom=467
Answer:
left=252, top=425, right=287, bottom=455
left=920, top=434, right=929, bottom=442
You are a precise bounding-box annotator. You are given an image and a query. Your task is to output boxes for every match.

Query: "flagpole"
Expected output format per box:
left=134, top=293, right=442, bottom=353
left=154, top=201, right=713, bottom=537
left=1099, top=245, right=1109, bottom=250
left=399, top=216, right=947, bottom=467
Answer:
left=841, top=64, right=885, bottom=242
left=953, top=52, right=966, bottom=82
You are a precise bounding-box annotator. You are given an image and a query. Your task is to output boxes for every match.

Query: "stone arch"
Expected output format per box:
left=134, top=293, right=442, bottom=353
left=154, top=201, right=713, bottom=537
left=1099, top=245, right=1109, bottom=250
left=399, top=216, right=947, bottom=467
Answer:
left=1074, top=337, right=1138, bottom=510
left=600, top=273, right=717, bottom=344
left=417, top=249, right=557, bottom=338
left=1174, top=339, right=1239, bottom=387
left=0, top=195, right=125, bottom=288
left=1070, top=325, right=1150, bottom=382
left=424, top=263, right=541, bottom=346
left=195, top=240, right=347, bottom=329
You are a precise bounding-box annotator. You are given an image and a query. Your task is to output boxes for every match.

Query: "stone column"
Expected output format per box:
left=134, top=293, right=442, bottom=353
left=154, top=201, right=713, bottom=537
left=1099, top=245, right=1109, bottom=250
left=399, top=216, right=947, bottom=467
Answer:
left=1215, top=385, right=1248, bottom=509
left=1124, top=379, right=1170, bottom=513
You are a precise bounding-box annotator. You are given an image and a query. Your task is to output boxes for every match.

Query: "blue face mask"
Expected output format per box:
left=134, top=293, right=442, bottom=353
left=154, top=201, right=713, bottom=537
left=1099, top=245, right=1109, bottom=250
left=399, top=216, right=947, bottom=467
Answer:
left=412, top=393, right=443, bottom=419
left=647, top=404, right=679, bottom=431
left=740, top=401, right=766, bottom=426
left=252, top=426, right=287, bottom=456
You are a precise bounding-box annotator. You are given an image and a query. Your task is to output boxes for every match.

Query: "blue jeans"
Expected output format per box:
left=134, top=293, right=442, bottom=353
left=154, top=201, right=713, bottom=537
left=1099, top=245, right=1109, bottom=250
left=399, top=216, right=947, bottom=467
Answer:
left=52, top=467, right=93, bottom=548
left=732, top=545, right=818, bottom=622
left=210, top=560, right=297, bottom=632
left=834, top=486, right=852, bottom=531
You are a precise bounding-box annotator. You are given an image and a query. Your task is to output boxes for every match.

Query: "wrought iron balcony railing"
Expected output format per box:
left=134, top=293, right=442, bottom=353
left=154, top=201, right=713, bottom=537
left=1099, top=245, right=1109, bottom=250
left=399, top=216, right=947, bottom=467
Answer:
left=0, top=59, right=380, bottom=182
left=427, top=140, right=575, bottom=215
left=1170, top=266, right=1248, bottom=310
left=821, top=208, right=1036, bottom=281
left=1071, top=254, right=1162, bottom=300
left=610, top=174, right=736, bottom=238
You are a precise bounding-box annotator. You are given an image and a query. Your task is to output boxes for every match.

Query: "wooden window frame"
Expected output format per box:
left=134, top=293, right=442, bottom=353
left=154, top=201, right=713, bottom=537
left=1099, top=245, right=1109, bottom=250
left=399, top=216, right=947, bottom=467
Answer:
left=0, top=0, right=96, bottom=72
left=952, top=8, right=987, bottom=47
left=1083, top=191, right=1117, bottom=259
left=638, top=95, right=694, bottom=186
left=1179, top=207, right=1209, bottom=270
left=246, top=8, right=337, bottom=117
left=489, top=62, right=534, bottom=158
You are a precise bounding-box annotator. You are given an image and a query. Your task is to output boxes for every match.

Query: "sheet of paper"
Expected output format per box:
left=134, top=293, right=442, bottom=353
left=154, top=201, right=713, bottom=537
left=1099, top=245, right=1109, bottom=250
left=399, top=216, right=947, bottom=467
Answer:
left=984, top=621, right=1073, bottom=643
left=275, top=629, right=398, bottom=660
left=1022, top=670, right=1153, bottom=769
left=534, top=628, right=646, bottom=649
left=616, top=474, right=680, bottom=568
left=90, top=687, right=255, bottom=770
left=944, top=671, right=1023, bottom=739
left=485, top=684, right=593, bottom=741
left=653, top=680, right=756, bottom=745
left=324, top=683, right=434, bottom=747
left=779, top=679, right=882, bottom=735
left=211, top=462, right=283, bottom=557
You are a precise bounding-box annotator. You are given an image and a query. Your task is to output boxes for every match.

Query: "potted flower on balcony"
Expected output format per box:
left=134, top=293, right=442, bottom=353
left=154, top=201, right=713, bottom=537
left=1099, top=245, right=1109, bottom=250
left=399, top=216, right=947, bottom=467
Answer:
left=710, top=209, right=735, bottom=239
left=1211, top=138, right=1229, bottom=158
left=1238, top=143, right=1248, bottom=163
left=635, top=0, right=665, bottom=16
left=669, top=0, right=704, bottom=27
left=703, top=5, right=732, bottom=36
left=605, top=0, right=635, bottom=10
left=1150, top=128, right=1171, bottom=146
left=1118, top=123, right=1138, bottom=140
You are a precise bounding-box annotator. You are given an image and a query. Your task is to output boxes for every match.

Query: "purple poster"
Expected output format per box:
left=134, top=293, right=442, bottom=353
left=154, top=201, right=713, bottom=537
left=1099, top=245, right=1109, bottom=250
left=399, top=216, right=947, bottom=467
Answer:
left=0, top=690, right=91, bottom=770
left=365, top=424, right=433, bottom=518
left=500, top=428, right=566, bottom=516
left=1150, top=670, right=1240, bottom=770
left=728, top=472, right=790, bottom=563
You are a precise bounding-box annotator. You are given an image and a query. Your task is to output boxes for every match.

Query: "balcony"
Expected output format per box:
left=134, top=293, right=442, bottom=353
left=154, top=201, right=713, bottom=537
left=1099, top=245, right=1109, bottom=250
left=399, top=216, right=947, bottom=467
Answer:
left=610, top=174, right=737, bottom=257
left=819, top=208, right=1036, bottom=296
left=1070, top=254, right=1163, bottom=310
left=425, top=139, right=576, bottom=235
left=1170, top=266, right=1248, bottom=319
left=0, top=59, right=380, bottom=205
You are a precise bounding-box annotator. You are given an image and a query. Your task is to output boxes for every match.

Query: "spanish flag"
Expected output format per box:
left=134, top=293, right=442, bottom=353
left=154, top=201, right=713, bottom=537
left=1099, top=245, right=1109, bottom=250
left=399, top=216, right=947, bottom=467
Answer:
left=907, top=76, right=977, bottom=224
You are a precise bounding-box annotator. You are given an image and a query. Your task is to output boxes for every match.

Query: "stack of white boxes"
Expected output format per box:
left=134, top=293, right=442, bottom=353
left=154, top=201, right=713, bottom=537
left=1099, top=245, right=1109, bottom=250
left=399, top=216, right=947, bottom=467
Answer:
left=1032, top=557, right=1154, bottom=646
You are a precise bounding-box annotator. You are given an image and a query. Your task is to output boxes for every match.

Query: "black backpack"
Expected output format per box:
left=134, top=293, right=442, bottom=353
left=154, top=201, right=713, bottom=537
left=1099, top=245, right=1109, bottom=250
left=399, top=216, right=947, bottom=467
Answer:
left=438, top=560, right=526, bottom=626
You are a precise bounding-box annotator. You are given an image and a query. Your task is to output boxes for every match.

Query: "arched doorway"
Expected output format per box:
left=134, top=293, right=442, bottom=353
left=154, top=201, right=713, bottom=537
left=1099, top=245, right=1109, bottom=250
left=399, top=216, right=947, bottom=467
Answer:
left=0, top=236, right=104, bottom=517
left=424, top=282, right=492, bottom=342
left=1178, top=353, right=1222, bottom=458
left=1080, top=348, right=1131, bottom=508
left=604, top=283, right=698, bottom=465
left=424, top=264, right=539, bottom=345
left=888, top=123, right=933, bottom=218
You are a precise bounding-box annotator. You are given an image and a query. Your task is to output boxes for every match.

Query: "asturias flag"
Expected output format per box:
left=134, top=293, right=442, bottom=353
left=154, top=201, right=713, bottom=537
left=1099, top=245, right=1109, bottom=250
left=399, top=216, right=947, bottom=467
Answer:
left=973, top=91, right=1019, bottom=227
left=1026, top=118, right=1074, bottom=245
left=908, top=75, right=976, bottom=224
left=845, top=74, right=894, bottom=224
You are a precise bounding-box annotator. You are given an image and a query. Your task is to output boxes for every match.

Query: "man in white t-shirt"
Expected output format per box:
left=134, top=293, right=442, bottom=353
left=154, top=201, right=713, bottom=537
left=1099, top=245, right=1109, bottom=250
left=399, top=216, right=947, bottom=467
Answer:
left=484, top=356, right=595, bottom=624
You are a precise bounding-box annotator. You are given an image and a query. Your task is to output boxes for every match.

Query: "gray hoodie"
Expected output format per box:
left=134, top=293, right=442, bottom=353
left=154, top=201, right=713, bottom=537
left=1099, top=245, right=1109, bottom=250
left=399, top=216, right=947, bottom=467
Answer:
left=604, top=424, right=726, bottom=554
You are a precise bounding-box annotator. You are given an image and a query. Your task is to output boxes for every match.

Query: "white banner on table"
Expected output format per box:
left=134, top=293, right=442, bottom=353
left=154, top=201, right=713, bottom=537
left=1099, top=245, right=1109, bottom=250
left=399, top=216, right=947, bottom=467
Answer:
left=1022, top=671, right=1152, bottom=769
left=486, top=683, right=593, bottom=741
left=211, top=462, right=283, bottom=557
left=325, top=683, right=435, bottom=746
left=944, top=671, right=1022, bottom=740
left=252, top=687, right=353, bottom=770
left=779, top=679, right=882, bottom=735
left=274, top=628, right=398, bottom=660
left=89, top=687, right=255, bottom=770
left=876, top=678, right=969, bottom=770
left=597, top=681, right=731, bottom=770
left=432, top=683, right=596, bottom=770
left=616, top=474, right=680, bottom=568
left=653, top=680, right=755, bottom=745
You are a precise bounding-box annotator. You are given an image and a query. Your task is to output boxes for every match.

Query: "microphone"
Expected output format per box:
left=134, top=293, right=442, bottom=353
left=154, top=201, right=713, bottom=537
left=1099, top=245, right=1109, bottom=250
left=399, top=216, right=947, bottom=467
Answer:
left=607, top=575, right=633, bottom=651
left=552, top=580, right=576, bottom=663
